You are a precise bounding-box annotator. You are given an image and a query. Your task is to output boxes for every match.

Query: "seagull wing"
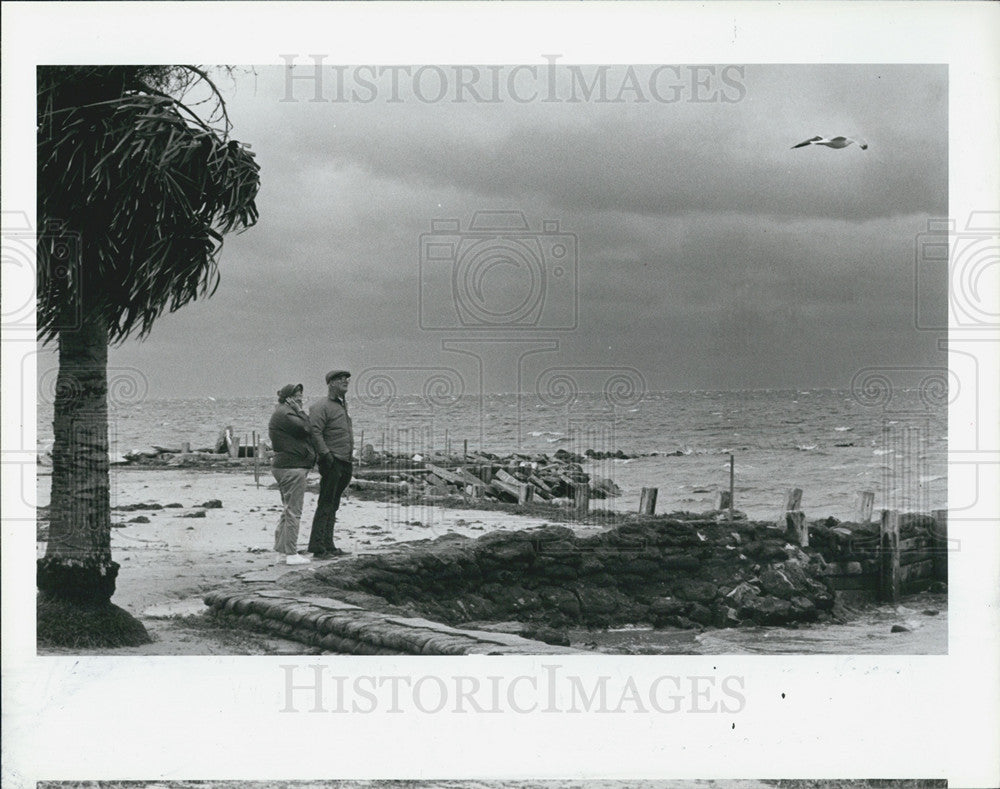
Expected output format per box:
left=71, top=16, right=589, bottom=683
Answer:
left=791, top=136, right=823, bottom=149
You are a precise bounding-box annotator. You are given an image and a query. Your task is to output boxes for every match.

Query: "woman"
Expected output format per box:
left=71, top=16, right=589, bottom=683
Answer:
left=268, top=383, right=322, bottom=565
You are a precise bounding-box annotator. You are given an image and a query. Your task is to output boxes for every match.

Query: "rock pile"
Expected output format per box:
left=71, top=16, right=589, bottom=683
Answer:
left=286, top=517, right=836, bottom=632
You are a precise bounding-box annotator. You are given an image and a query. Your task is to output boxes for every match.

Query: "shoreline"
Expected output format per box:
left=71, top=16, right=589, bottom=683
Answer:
left=37, top=465, right=945, bottom=655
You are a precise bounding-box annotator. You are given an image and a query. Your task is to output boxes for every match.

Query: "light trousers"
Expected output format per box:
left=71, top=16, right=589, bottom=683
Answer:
left=271, top=466, right=308, bottom=554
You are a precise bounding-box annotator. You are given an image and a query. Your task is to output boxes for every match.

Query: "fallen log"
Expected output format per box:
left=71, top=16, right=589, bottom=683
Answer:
left=349, top=478, right=410, bottom=494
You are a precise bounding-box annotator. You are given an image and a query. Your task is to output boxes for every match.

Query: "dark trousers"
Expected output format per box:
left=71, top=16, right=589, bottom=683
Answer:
left=307, top=458, right=352, bottom=553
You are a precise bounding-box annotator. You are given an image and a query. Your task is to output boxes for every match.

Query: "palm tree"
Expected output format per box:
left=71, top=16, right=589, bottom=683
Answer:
left=36, top=66, right=260, bottom=647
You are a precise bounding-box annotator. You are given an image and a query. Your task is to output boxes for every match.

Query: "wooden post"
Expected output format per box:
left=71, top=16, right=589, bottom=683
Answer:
left=253, top=431, right=259, bottom=488
left=182, top=441, right=191, bottom=454
left=728, top=453, right=735, bottom=522
left=932, top=508, right=948, bottom=583
left=518, top=483, right=533, bottom=506
left=639, top=487, right=658, bottom=515
left=714, top=491, right=732, bottom=510
left=879, top=509, right=901, bottom=604
left=445, top=429, right=450, bottom=457
left=786, top=510, right=808, bottom=547
left=574, top=482, right=590, bottom=514
left=859, top=490, right=875, bottom=523
left=463, top=439, right=468, bottom=458
left=358, top=430, right=364, bottom=466
left=777, top=487, right=803, bottom=529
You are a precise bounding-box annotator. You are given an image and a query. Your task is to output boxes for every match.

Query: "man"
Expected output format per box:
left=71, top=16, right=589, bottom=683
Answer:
left=268, top=383, right=323, bottom=566
left=307, top=369, right=354, bottom=558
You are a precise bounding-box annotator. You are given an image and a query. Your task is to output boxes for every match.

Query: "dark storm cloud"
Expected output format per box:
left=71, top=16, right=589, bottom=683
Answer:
left=100, top=63, right=947, bottom=397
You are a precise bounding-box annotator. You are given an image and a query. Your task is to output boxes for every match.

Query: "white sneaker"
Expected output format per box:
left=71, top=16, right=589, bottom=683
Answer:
left=285, top=554, right=311, bottom=565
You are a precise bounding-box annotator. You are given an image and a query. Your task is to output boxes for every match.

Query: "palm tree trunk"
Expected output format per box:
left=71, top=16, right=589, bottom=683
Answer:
left=36, top=312, right=150, bottom=647
left=37, top=313, right=115, bottom=601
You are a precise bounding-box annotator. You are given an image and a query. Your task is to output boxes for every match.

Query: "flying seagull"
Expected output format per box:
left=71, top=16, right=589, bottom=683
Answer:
left=792, top=135, right=868, bottom=150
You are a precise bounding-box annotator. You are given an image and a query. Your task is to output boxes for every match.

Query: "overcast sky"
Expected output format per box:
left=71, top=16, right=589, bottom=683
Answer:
left=50, top=63, right=948, bottom=399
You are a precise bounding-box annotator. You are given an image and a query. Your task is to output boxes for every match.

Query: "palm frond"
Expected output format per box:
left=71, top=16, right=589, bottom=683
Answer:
left=37, top=66, right=261, bottom=345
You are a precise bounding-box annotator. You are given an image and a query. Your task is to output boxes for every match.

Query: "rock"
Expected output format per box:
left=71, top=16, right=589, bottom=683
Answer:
left=759, top=566, right=799, bottom=599
left=921, top=609, right=940, bottom=616
left=165, top=503, right=183, bottom=508
left=725, top=581, right=760, bottom=608
left=127, top=516, right=150, bottom=524
left=537, top=587, right=581, bottom=620
left=649, top=597, right=686, bottom=620
left=181, top=510, right=206, bottom=518
left=113, top=502, right=164, bottom=512
left=741, top=595, right=794, bottom=625
left=526, top=626, right=571, bottom=647
left=673, top=579, right=719, bottom=603
left=746, top=539, right=788, bottom=562
left=891, top=624, right=911, bottom=633
left=783, top=544, right=811, bottom=564
left=789, top=596, right=817, bottom=620
left=686, top=602, right=714, bottom=626
left=590, top=476, right=622, bottom=497
left=200, top=499, right=223, bottom=509
left=577, top=587, right=628, bottom=617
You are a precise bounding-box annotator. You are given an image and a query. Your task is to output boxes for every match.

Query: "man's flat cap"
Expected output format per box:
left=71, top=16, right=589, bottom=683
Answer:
left=325, top=369, right=351, bottom=383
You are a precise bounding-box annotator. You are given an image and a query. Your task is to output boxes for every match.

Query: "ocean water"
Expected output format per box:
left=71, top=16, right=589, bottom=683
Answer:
left=37, top=388, right=946, bottom=522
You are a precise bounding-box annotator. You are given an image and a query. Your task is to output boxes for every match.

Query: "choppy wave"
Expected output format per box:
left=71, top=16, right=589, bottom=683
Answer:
left=37, top=388, right=946, bottom=519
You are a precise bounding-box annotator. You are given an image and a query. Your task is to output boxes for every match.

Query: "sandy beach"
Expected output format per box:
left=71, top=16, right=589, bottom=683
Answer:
left=36, top=466, right=558, bottom=654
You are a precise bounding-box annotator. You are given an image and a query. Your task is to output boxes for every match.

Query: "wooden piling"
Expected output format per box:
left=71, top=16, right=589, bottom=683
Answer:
left=463, top=439, right=468, bottom=458
left=182, top=441, right=191, bottom=454
left=253, top=431, right=259, bottom=487
left=728, top=453, right=735, bottom=522
left=574, top=482, right=590, bottom=514
left=517, top=484, right=533, bottom=506
left=931, top=508, right=948, bottom=583
left=714, top=490, right=732, bottom=511
left=777, top=487, right=803, bottom=530
left=639, top=487, right=658, bottom=515
left=786, top=510, right=808, bottom=547
left=879, top=509, right=901, bottom=604
left=358, top=430, right=364, bottom=466
left=859, top=490, right=875, bottom=523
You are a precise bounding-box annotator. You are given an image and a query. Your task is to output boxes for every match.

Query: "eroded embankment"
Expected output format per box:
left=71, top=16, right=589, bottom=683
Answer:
left=203, top=513, right=944, bottom=654
left=294, top=518, right=836, bottom=631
